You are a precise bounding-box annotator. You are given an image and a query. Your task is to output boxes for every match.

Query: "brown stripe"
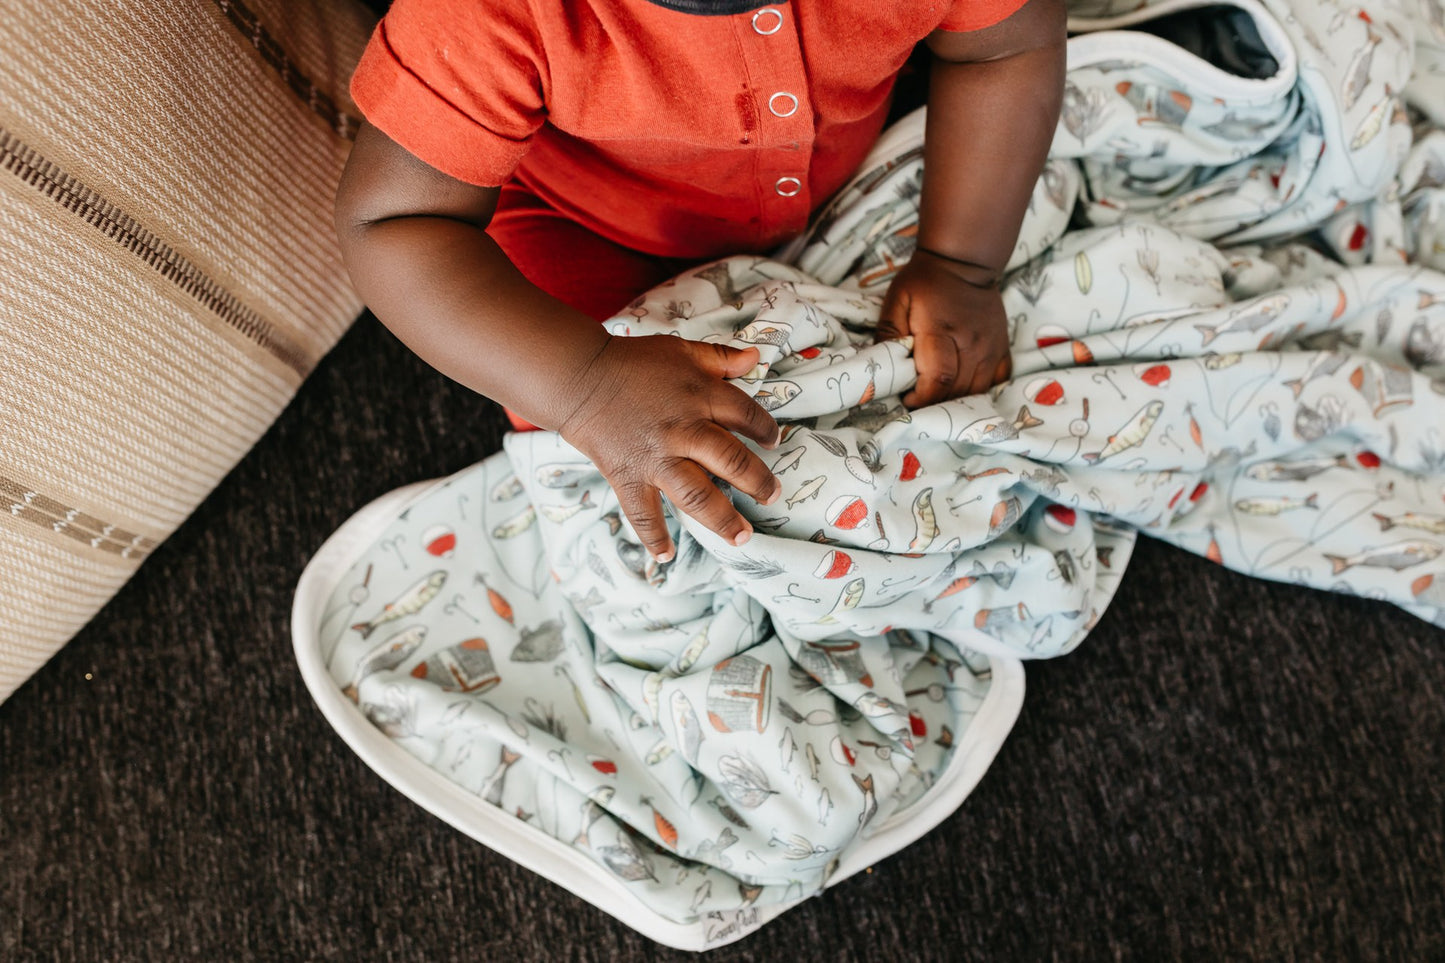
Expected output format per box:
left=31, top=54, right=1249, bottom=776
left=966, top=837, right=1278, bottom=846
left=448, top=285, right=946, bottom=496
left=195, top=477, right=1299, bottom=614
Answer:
left=0, top=128, right=311, bottom=377
left=1, top=477, right=156, bottom=561
left=212, top=0, right=362, bottom=141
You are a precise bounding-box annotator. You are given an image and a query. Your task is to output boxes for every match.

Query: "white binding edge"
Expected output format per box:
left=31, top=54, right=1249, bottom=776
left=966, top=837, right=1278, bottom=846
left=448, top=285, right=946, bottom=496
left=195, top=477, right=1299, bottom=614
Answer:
left=1068, top=0, right=1298, bottom=105
left=292, top=469, right=1025, bottom=951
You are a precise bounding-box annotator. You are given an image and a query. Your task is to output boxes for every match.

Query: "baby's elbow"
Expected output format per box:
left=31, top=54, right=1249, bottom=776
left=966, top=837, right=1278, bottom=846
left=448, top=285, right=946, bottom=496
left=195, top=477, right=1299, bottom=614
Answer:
left=332, top=154, right=375, bottom=255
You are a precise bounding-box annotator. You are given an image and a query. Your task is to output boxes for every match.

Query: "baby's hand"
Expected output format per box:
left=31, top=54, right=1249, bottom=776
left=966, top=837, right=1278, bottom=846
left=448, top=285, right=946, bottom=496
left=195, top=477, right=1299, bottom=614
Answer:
left=557, top=336, right=782, bottom=562
left=877, top=249, right=1011, bottom=407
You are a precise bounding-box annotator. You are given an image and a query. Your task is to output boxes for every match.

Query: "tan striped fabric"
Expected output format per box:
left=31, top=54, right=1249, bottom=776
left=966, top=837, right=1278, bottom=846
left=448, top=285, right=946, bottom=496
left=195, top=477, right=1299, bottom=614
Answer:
left=0, top=0, right=377, bottom=702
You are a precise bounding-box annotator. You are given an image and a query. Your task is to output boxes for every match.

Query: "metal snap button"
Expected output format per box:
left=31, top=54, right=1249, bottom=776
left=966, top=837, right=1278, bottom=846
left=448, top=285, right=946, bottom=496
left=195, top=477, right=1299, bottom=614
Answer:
left=768, top=92, right=799, bottom=118
left=775, top=176, right=802, bottom=197
left=752, top=7, right=783, bottom=35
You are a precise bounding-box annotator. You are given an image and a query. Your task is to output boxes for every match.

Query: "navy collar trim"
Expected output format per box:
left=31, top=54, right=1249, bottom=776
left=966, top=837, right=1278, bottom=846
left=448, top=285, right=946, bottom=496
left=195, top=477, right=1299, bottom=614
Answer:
left=641, top=0, right=780, bottom=14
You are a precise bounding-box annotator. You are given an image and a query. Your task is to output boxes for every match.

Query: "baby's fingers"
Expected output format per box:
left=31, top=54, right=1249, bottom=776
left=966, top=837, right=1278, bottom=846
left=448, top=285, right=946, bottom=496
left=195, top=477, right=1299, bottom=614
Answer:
left=614, top=482, right=674, bottom=562
left=966, top=350, right=1010, bottom=397
left=686, top=425, right=781, bottom=509
left=711, top=383, right=781, bottom=450
left=657, top=460, right=755, bottom=548
left=684, top=341, right=762, bottom=381
left=903, top=331, right=962, bottom=408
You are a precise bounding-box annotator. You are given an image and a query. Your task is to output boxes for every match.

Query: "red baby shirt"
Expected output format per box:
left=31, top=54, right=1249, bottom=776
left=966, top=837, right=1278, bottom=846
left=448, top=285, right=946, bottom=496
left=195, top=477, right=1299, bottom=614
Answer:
left=351, top=0, right=1031, bottom=259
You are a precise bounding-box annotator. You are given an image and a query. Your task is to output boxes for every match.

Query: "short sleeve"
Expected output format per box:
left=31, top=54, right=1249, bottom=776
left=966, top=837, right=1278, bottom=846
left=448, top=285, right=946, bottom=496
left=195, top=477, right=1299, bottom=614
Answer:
left=349, top=0, right=546, bottom=186
left=937, top=0, right=1033, bottom=32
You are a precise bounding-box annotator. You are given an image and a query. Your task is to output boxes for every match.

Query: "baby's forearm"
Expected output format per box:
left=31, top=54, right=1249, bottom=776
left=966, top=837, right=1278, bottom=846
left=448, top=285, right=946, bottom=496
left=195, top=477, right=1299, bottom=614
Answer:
left=339, top=214, right=608, bottom=431
left=334, top=120, right=610, bottom=431
left=919, top=0, right=1067, bottom=279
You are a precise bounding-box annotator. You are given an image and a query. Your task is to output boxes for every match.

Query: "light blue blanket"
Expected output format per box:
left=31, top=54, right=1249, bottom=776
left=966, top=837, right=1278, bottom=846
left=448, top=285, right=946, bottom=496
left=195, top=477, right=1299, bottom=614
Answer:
left=294, top=0, right=1445, bottom=949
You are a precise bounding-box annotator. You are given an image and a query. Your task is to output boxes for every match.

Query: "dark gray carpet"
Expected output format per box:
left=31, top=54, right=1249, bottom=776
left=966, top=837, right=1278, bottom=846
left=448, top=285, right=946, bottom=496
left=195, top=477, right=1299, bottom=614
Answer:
left=3, top=313, right=1443, bottom=962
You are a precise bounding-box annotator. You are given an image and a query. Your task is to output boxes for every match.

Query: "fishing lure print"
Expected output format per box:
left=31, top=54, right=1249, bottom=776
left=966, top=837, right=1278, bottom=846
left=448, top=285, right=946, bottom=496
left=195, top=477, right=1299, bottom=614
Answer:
left=351, top=571, right=446, bottom=640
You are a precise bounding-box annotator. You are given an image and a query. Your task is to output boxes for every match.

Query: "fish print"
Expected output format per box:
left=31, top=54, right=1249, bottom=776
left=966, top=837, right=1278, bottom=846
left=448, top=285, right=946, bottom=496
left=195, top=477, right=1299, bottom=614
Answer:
left=853, top=772, right=878, bottom=828
left=1350, top=90, right=1391, bottom=150
left=1084, top=401, right=1164, bottom=464
left=489, top=473, right=522, bottom=501
left=535, top=463, right=593, bottom=489
left=1245, top=454, right=1351, bottom=482
left=1324, top=540, right=1443, bottom=575
left=786, top=476, right=827, bottom=508
left=734, top=321, right=792, bottom=347
left=1341, top=29, right=1382, bottom=110
left=510, top=619, right=565, bottom=662
left=670, top=628, right=711, bottom=675
left=835, top=401, right=910, bottom=432
left=1194, top=295, right=1290, bottom=346
left=910, top=488, right=939, bottom=551
left=755, top=381, right=802, bottom=412
left=1234, top=493, right=1319, bottom=516
left=351, top=570, right=447, bottom=639
left=671, top=691, right=704, bottom=764
left=343, top=626, right=427, bottom=702
left=479, top=745, right=521, bottom=807
left=954, top=406, right=1044, bottom=446
left=1373, top=512, right=1445, bottom=535
left=1284, top=352, right=1347, bottom=398
left=771, top=447, right=806, bottom=475
left=816, top=578, right=865, bottom=624
left=540, top=490, right=596, bottom=523
left=492, top=506, right=538, bottom=540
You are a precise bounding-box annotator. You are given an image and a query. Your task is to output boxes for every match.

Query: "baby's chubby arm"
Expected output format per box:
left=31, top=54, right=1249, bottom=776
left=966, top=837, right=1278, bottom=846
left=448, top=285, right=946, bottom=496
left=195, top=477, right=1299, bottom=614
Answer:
left=334, top=123, right=782, bottom=561
left=878, top=0, right=1067, bottom=406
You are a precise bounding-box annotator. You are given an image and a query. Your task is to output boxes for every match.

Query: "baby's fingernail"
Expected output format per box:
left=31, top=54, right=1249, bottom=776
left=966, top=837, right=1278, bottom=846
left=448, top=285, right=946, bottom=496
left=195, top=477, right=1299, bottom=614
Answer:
left=654, top=549, right=674, bottom=563
left=766, top=481, right=782, bottom=505
left=733, top=529, right=752, bottom=547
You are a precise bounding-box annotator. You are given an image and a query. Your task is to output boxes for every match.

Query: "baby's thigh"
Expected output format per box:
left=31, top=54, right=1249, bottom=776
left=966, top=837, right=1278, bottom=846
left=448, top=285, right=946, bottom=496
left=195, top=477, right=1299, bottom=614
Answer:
left=488, top=183, right=687, bottom=323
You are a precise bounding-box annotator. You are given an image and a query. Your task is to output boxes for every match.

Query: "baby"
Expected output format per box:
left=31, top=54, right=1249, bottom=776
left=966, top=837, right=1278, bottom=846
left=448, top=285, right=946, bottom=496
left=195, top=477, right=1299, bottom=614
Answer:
left=334, top=0, right=1066, bottom=564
